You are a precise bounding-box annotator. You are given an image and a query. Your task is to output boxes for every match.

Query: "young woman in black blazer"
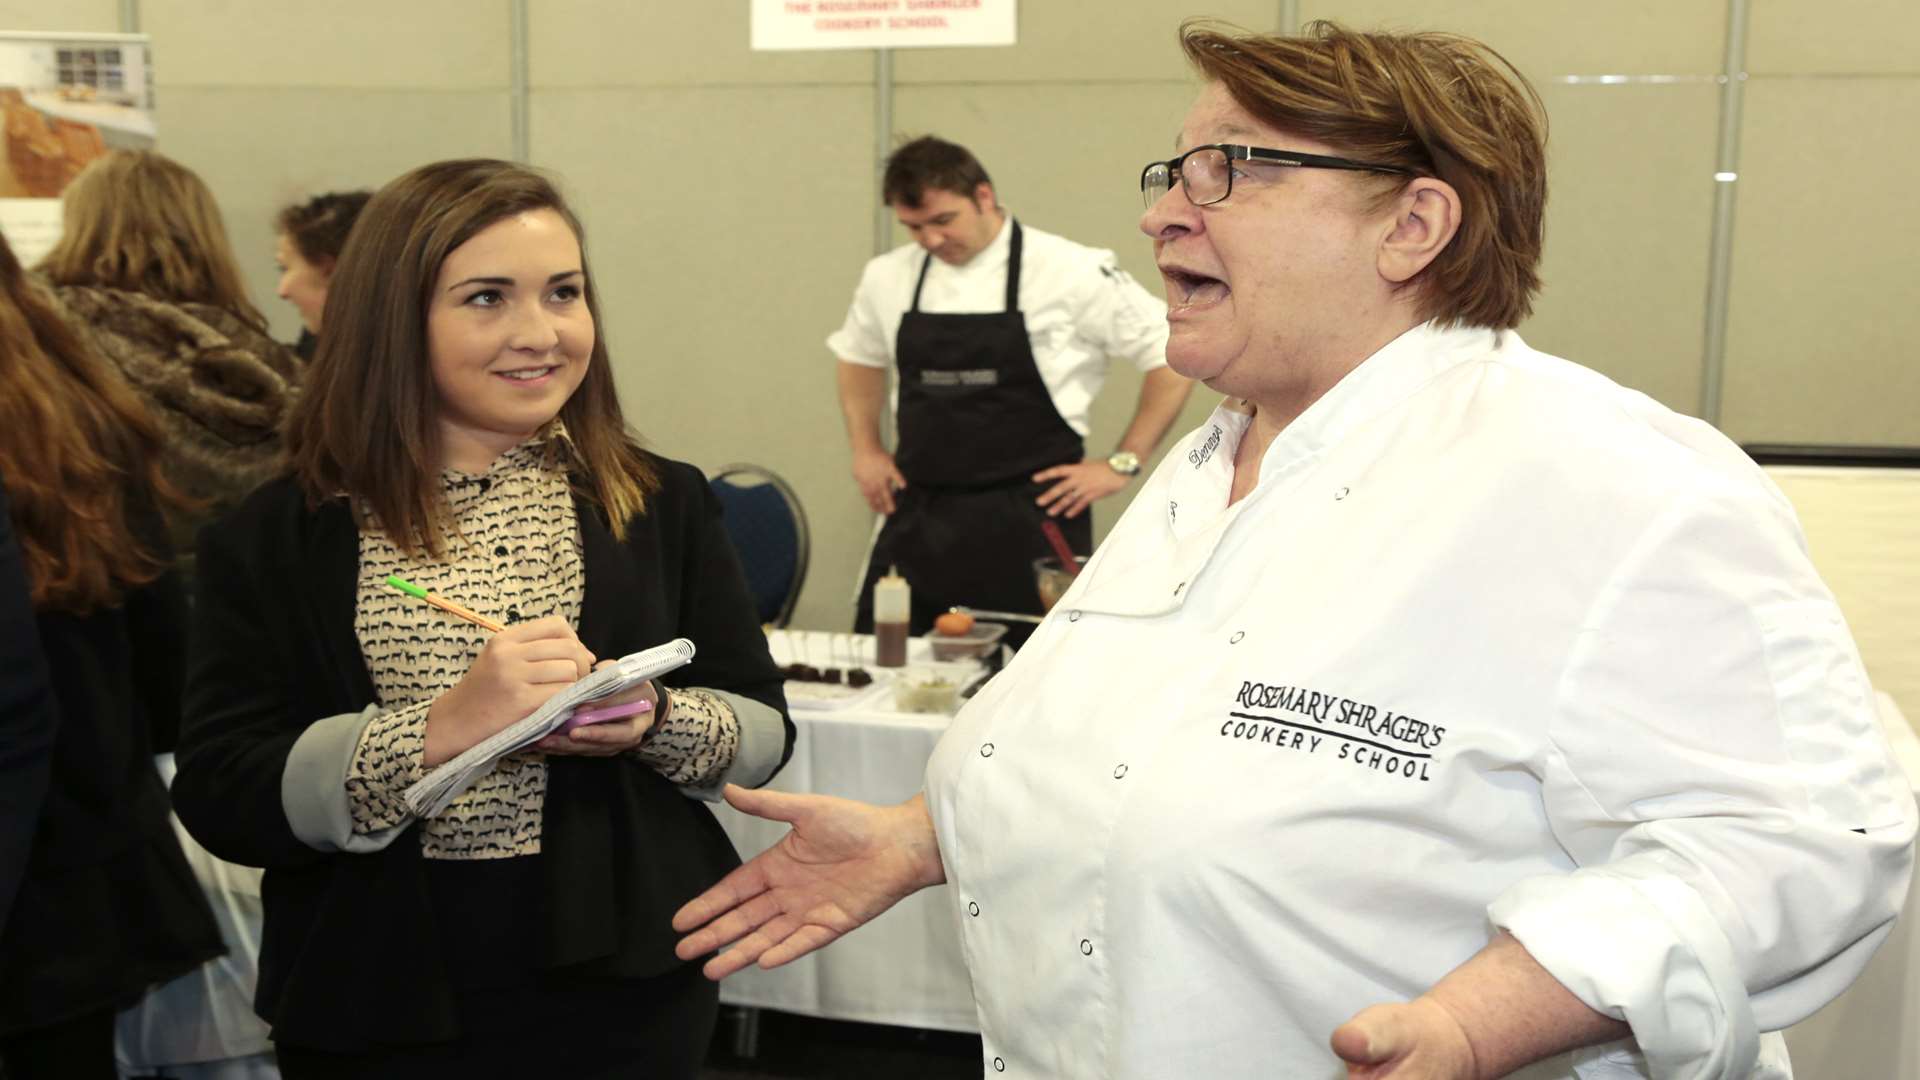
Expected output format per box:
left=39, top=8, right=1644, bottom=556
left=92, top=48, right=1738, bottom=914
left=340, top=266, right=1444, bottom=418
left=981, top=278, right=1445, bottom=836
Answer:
left=173, top=160, right=793, bottom=1078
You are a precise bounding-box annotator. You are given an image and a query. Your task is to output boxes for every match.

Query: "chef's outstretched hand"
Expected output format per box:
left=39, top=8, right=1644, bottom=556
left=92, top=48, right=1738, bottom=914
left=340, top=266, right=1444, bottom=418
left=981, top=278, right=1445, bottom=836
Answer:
left=673, top=786, right=946, bottom=979
left=1033, top=458, right=1130, bottom=519
left=852, top=447, right=907, bottom=515
left=1331, top=998, right=1477, bottom=1080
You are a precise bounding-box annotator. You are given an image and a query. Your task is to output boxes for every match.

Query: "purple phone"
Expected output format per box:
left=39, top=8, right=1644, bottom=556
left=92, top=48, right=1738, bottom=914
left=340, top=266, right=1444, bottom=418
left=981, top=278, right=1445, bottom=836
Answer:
left=559, top=697, right=652, bottom=734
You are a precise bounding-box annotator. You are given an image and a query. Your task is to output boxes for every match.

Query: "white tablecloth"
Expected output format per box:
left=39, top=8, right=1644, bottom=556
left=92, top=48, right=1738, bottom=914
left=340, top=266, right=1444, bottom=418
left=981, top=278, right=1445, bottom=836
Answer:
left=718, top=678, right=1920, bottom=1071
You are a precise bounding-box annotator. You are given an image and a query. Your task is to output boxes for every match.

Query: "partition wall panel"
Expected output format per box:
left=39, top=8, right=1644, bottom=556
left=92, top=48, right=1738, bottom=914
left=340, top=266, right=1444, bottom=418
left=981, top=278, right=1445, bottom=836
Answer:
left=144, top=0, right=511, bottom=91
left=895, top=1, right=1280, bottom=83
left=1298, top=0, right=1726, bottom=75
left=530, top=80, right=877, bottom=629
left=1746, top=0, right=1920, bottom=75
left=139, top=1, right=515, bottom=343
left=1721, top=0, right=1920, bottom=445
left=0, top=0, right=117, bottom=32
left=1523, top=83, right=1719, bottom=412
left=532, top=0, right=869, bottom=87
left=1721, top=77, right=1920, bottom=446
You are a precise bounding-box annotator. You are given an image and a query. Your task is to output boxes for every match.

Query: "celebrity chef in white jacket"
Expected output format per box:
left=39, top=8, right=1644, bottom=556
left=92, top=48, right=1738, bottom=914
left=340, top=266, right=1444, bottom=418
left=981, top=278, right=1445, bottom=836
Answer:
left=676, top=20, right=1917, bottom=1080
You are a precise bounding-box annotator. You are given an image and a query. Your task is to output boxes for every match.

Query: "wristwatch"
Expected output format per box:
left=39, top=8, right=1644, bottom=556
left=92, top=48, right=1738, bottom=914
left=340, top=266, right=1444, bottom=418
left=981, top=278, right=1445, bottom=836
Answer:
left=1106, top=450, right=1142, bottom=477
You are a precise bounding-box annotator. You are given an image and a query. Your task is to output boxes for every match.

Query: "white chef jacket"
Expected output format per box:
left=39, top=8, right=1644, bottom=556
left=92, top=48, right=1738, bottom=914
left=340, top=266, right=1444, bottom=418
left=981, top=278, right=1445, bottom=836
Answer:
left=826, top=216, right=1170, bottom=437
left=923, top=321, right=1918, bottom=1080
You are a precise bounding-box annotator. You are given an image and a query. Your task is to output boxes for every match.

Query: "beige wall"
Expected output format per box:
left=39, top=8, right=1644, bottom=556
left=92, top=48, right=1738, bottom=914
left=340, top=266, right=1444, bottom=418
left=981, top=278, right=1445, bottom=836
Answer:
left=1764, top=466, right=1920, bottom=720
left=72, top=1, right=1914, bottom=640
left=0, top=0, right=116, bottom=32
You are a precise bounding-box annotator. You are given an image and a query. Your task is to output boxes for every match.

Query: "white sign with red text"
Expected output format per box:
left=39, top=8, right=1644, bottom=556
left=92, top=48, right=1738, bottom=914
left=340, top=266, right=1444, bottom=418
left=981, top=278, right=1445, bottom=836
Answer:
left=751, top=0, right=1016, bottom=51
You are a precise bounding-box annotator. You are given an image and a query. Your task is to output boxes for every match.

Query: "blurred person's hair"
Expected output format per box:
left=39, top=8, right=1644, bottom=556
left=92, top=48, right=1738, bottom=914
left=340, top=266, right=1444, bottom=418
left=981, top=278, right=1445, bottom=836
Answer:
left=1180, top=19, right=1547, bottom=330
left=0, top=231, right=178, bottom=613
left=40, top=149, right=268, bottom=329
left=284, top=158, right=656, bottom=559
left=883, top=136, right=995, bottom=209
left=275, top=189, right=373, bottom=267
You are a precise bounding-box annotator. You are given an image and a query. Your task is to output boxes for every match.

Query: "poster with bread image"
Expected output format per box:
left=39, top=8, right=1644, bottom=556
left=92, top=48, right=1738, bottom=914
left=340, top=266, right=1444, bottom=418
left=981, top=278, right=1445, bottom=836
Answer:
left=0, top=31, right=154, bottom=261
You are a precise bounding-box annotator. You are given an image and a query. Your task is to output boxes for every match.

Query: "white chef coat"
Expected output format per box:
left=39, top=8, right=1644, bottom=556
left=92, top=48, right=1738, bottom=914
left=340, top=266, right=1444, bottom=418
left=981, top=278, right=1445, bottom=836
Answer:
left=923, top=321, right=1918, bottom=1080
left=826, top=216, right=1169, bottom=437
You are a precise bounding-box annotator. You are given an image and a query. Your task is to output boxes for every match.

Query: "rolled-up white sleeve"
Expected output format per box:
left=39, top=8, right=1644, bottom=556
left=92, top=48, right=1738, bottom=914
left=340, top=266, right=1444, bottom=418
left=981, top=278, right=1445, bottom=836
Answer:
left=1490, top=487, right=1918, bottom=1079
left=826, top=258, right=893, bottom=369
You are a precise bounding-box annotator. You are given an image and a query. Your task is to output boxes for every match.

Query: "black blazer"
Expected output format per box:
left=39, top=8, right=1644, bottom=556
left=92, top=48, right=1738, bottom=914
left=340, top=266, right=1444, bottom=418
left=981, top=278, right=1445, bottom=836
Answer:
left=0, top=484, right=223, bottom=1036
left=173, top=455, right=793, bottom=1051
left=0, top=484, right=57, bottom=934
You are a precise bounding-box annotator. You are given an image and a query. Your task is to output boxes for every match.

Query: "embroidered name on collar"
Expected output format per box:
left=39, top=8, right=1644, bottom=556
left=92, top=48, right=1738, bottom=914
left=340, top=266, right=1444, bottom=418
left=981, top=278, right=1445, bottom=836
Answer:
left=1188, top=424, right=1223, bottom=468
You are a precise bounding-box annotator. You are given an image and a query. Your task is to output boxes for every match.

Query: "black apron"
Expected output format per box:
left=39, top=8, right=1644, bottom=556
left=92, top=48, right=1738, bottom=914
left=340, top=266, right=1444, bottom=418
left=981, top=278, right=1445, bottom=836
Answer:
left=855, top=221, right=1090, bottom=643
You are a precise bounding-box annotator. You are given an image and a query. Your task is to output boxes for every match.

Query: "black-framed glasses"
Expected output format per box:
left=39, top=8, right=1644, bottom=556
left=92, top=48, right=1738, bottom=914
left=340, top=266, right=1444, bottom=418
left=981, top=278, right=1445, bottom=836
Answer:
left=1140, top=144, right=1414, bottom=209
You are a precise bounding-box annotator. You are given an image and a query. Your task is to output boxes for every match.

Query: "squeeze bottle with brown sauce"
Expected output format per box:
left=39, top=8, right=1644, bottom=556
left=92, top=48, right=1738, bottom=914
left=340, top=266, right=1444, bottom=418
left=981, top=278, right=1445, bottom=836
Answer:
left=873, top=567, right=910, bottom=667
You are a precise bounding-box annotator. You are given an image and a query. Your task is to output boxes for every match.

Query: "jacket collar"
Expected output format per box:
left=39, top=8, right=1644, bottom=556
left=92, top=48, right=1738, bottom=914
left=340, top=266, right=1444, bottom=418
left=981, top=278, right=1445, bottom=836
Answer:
left=1064, top=322, right=1509, bottom=620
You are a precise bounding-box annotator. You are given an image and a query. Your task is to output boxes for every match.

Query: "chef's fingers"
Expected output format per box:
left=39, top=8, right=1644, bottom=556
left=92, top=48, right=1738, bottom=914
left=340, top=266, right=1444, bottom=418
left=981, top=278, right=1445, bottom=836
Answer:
left=1035, top=477, right=1074, bottom=508
left=698, top=931, right=772, bottom=980
left=719, top=782, right=827, bottom=826
left=677, top=889, right=786, bottom=961
left=758, top=921, right=844, bottom=970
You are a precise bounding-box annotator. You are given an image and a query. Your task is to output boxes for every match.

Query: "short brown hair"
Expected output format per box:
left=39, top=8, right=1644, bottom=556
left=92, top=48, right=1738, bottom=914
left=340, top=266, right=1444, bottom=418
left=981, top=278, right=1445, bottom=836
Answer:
left=39, top=150, right=267, bottom=330
left=883, top=136, right=993, bottom=209
left=0, top=231, right=176, bottom=613
left=283, top=159, right=657, bottom=558
left=275, top=189, right=373, bottom=267
left=1181, top=20, right=1547, bottom=329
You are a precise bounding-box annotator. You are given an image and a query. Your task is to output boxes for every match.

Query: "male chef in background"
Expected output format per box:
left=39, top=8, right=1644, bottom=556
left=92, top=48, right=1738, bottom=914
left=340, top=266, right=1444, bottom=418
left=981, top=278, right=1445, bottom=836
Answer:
left=832, top=136, right=1193, bottom=639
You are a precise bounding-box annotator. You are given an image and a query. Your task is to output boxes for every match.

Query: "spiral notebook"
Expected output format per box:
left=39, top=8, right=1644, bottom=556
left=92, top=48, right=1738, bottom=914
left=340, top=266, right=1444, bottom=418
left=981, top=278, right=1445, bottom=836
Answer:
left=403, top=638, right=696, bottom=818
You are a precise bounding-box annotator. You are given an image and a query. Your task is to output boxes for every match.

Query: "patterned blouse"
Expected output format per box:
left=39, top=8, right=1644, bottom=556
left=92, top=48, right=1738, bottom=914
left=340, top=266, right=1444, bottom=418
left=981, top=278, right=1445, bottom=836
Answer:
left=343, top=429, right=739, bottom=859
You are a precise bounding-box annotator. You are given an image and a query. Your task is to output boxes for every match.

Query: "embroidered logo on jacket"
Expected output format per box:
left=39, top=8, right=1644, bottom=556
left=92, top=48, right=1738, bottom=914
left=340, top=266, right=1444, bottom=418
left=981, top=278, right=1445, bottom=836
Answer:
left=1222, top=681, right=1446, bottom=782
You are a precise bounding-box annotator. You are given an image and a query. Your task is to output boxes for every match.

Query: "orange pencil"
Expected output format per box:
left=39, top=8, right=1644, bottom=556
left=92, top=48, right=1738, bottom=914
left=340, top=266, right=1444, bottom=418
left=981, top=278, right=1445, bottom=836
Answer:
left=384, top=574, right=506, bottom=633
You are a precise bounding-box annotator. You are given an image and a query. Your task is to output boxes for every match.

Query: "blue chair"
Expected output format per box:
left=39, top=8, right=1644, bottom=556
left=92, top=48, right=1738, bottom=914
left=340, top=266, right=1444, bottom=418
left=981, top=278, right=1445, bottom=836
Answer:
left=709, top=464, right=809, bottom=628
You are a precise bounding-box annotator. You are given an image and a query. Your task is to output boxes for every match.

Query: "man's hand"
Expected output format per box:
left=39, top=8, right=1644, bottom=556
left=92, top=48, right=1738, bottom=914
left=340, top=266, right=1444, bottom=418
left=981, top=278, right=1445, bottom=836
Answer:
left=1033, top=459, right=1131, bottom=519
left=852, top=447, right=907, bottom=515
left=1332, top=998, right=1479, bottom=1079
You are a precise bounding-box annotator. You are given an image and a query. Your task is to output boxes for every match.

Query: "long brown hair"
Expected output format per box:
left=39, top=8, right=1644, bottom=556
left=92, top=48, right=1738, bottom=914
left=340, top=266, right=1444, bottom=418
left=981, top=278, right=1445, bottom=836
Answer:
left=39, top=149, right=268, bottom=329
left=1181, top=20, right=1548, bottom=330
left=0, top=232, right=175, bottom=613
left=284, top=159, right=656, bottom=558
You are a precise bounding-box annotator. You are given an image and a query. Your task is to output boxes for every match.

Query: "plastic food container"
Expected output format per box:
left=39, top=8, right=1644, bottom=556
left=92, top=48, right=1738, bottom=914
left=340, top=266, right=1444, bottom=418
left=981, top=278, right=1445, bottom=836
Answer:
left=892, top=668, right=961, bottom=714
left=929, top=620, right=1008, bottom=661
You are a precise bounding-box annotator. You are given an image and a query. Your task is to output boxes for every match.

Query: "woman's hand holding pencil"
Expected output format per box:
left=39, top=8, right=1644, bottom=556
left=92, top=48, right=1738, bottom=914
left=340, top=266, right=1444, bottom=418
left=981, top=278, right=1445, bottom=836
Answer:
left=423, top=615, right=596, bottom=767
left=385, top=575, right=660, bottom=763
